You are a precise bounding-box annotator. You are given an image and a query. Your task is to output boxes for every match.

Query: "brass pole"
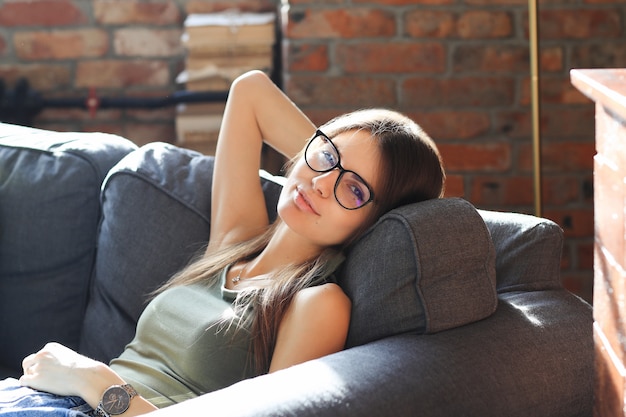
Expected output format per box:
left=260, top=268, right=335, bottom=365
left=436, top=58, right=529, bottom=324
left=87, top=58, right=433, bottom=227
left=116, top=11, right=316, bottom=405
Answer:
left=529, top=0, right=542, bottom=217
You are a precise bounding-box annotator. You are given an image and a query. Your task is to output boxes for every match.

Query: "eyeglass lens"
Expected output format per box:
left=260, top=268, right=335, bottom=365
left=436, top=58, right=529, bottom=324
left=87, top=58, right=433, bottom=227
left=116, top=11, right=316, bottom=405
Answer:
left=305, top=133, right=372, bottom=210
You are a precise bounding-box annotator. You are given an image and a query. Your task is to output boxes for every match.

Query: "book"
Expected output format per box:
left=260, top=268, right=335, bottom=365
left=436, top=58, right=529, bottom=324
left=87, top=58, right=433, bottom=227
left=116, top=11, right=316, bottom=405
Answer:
left=184, top=12, right=275, bottom=46
left=175, top=103, right=224, bottom=155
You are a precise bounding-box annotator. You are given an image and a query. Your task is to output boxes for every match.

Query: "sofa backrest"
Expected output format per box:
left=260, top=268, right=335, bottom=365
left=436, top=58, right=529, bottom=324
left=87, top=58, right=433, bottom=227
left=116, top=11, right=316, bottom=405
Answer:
left=479, top=209, right=564, bottom=293
left=79, top=142, right=505, bottom=362
left=0, top=123, right=136, bottom=375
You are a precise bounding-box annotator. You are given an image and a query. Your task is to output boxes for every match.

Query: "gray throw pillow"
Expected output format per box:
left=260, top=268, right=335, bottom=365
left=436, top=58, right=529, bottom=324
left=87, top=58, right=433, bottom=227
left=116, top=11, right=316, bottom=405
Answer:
left=338, top=198, right=498, bottom=348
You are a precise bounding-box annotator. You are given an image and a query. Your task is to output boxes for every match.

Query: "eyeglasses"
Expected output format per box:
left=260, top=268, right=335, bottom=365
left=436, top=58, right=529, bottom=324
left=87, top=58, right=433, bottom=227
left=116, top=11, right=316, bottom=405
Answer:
left=304, top=130, right=375, bottom=210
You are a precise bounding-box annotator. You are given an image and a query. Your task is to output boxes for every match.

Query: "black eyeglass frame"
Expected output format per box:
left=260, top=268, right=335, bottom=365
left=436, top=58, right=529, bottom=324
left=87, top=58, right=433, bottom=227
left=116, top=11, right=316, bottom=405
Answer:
left=304, top=129, right=375, bottom=211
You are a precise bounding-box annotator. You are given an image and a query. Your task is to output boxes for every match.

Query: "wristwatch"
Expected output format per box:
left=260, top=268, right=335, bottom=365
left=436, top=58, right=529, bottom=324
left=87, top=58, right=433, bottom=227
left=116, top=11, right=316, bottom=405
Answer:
left=93, top=384, right=138, bottom=417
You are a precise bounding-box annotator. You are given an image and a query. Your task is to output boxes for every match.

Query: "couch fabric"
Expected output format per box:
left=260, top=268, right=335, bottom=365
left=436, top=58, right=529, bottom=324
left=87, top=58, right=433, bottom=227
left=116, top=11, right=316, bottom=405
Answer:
left=0, top=123, right=593, bottom=416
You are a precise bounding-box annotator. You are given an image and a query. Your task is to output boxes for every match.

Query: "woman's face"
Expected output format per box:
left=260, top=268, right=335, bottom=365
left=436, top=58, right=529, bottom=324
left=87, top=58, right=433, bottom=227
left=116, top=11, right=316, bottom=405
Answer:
left=277, top=129, right=381, bottom=248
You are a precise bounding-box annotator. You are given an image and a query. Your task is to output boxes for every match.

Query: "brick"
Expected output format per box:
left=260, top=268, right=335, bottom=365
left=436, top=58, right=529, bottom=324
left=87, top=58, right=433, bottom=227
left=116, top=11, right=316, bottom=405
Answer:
left=540, top=46, right=564, bottom=72
left=536, top=9, right=621, bottom=39
left=520, top=76, right=591, bottom=105
left=0, top=0, right=86, bottom=27
left=286, top=8, right=396, bottom=39
left=572, top=42, right=626, bottom=68
left=285, top=75, right=397, bottom=107
left=0, top=64, right=71, bottom=91
left=496, top=106, right=596, bottom=141
left=401, top=77, right=515, bottom=107
left=355, top=0, right=453, bottom=4
left=284, top=43, right=329, bottom=72
left=114, top=28, right=183, bottom=57
left=288, top=0, right=344, bottom=4
left=519, top=141, right=595, bottom=174
left=299, top=108, right=345, bottom=128
left=0, top=35, right=6, bottom=55
left=123, top=122, right=177, bottom=147
left=406, top=9, right=515, bottom=39
left=437, top=143, right=511, bottom=172
left=14, top=29, right=109, bottom=60
left=578, top=242, right=594, bottom=270
left=561, top=272, right=593, bottom=303
left=457, top=11, right=513, bottom=39
left=453, top=45, right=528, bottom=73
left=336, top=42, right=445, bottom=73
left=465, top=0, right=525, bottom=3
left=76, top=60, right=170, bottom=89
left=186, top=0, right=276, bottom=13
left=543, top=175, right=583, bottom=206
left=94, top=0, right=181, bottom=25
left=442, top=174, right=464, bottom=198
left=471, top=174, right=583, bottom=207
left=405, top=10, right=455, bottom=38
left=36, top=107, right=123, bottom=123
left=544, top=208, right=594, bottom=238
left=542, top=107, right=596, bottom=139
left=407, top=111, right=490, bottom=140
left=471, top=176, right=534, bottom=206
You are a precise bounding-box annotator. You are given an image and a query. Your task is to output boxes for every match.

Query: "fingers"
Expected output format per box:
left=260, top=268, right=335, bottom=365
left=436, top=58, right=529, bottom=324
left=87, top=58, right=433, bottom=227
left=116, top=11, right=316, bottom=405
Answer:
left=21, top=353, right=37, bottom=374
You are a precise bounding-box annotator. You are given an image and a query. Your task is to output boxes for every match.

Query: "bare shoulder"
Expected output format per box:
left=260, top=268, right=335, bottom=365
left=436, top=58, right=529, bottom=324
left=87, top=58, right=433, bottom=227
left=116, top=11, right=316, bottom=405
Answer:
left=290, top=283, right=351, bottom=318
left=269, top=282, right=351, bottom=372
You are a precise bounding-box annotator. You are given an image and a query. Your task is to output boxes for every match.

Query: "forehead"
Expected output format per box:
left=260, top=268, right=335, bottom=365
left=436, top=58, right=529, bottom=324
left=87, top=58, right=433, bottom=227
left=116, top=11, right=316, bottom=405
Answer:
left=330, top=130, right=381, bottom=191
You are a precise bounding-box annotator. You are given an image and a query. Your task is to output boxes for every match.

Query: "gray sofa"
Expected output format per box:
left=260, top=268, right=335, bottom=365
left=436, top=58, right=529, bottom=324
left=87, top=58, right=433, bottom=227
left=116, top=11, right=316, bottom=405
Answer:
left=0, top=123, right=593, bottom=416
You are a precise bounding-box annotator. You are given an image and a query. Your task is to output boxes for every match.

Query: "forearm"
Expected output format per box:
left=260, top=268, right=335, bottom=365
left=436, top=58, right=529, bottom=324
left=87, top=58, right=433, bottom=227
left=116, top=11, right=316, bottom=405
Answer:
left=20, top=342, right=158, bottom=416
left=209, top=71, right=315, bottom=249
left=75, top=363, right=156, bottom=414
left=227, top=70, right=316, bottom=159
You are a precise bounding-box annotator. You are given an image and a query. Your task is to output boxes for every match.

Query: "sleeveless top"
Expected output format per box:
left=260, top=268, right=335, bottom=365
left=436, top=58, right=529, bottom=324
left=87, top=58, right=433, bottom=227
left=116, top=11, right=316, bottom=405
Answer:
left=110, top=255, right=344, bottom=408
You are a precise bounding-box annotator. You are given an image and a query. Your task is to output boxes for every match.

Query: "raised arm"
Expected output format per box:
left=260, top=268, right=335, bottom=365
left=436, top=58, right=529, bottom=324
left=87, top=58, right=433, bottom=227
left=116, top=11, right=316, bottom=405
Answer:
left=208, top=71, right=316, bottom=251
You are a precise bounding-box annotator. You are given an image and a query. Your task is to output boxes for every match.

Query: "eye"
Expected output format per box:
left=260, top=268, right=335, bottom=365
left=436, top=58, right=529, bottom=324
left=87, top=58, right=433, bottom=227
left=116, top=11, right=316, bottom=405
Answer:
left=312, top=137, right=338, bottom=170
left=338, top=174, right=370, bottom=208
left=319, top=149, right=337, bottom=169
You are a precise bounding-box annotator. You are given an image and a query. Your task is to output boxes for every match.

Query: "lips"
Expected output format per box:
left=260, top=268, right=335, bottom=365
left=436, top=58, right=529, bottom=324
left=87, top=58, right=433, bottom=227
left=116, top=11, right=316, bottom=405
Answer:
left=295, top=186, right=319, bottom=215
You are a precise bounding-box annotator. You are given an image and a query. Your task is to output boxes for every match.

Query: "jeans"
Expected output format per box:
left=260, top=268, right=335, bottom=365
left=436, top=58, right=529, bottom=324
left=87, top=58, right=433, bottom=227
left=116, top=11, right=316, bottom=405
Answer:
left=0, top=379, right=93, bottom=417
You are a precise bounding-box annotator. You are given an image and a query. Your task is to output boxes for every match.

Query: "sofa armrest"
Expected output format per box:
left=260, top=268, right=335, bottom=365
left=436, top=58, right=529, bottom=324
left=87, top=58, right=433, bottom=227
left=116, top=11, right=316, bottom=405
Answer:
left=0, top=123, right=136, bottom=375
left=146, top=290, right=592, bottom=417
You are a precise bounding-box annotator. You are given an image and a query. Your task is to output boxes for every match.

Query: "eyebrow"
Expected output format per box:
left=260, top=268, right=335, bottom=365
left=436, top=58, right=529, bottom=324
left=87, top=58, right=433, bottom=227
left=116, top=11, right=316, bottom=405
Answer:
left=329, top=134, right=377, bottom=196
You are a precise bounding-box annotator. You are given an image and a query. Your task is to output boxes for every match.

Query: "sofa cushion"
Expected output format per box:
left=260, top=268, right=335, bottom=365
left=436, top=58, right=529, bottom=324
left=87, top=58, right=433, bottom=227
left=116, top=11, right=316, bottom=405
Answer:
left=0, top=123, right=136, bottom=375
left=478, top=210, right=564, bottom=292
left=80, top=142, right=497, bottom=361
left=338, top=198, right=498, bottom=348
left=79, top=142, right=284, bottom=363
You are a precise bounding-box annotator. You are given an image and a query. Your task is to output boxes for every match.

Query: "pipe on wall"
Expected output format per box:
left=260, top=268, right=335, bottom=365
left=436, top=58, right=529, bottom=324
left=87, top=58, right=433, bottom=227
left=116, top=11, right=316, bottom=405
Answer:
left=529, top=0, right=543, bottom=217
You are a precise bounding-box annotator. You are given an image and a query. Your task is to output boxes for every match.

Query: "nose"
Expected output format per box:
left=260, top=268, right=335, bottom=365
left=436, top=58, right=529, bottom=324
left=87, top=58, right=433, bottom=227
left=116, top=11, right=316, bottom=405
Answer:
left=311, top=170, right=338, bottom=198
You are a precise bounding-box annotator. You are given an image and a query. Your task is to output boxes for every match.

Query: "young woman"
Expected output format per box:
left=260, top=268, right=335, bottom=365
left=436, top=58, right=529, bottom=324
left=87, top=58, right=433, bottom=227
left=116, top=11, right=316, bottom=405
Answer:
left=1, top=70, right=445, bottom=417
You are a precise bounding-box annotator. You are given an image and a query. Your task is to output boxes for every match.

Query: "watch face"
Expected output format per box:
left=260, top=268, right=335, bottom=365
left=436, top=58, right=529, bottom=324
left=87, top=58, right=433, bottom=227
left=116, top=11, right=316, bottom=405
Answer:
left=102, top=386, right=131, bottom=415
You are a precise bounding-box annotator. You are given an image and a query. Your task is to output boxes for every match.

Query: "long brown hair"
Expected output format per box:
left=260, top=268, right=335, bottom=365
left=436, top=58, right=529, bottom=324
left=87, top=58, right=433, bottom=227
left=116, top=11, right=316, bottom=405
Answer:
left=158, top=108, right=445, bottom=373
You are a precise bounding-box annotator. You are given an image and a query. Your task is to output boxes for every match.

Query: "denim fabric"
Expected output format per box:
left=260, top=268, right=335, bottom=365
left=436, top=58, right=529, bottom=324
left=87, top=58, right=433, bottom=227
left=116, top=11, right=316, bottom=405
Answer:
left=0, top=379, right=92, bottom=417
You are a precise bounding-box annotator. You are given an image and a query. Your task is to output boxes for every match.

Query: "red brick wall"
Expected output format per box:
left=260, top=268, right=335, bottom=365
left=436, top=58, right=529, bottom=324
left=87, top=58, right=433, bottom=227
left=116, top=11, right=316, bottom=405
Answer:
left=2, top=0, right=625, bottom=302
left=282, top=0, right=626, bottom=303
left=0, top=0, right=274, bottom=145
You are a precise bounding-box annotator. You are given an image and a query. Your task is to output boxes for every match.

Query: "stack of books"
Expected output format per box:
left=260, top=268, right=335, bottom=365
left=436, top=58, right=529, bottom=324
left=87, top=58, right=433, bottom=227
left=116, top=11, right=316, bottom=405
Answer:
left=175, top=11, right=276, bottom=154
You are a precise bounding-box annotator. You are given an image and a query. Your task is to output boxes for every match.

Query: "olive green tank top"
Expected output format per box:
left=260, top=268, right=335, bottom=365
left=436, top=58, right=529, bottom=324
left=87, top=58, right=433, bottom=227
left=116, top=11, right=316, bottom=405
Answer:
left=110, top=267, right=253, bottom=407
left=110, top=255, right=344, bottom=408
